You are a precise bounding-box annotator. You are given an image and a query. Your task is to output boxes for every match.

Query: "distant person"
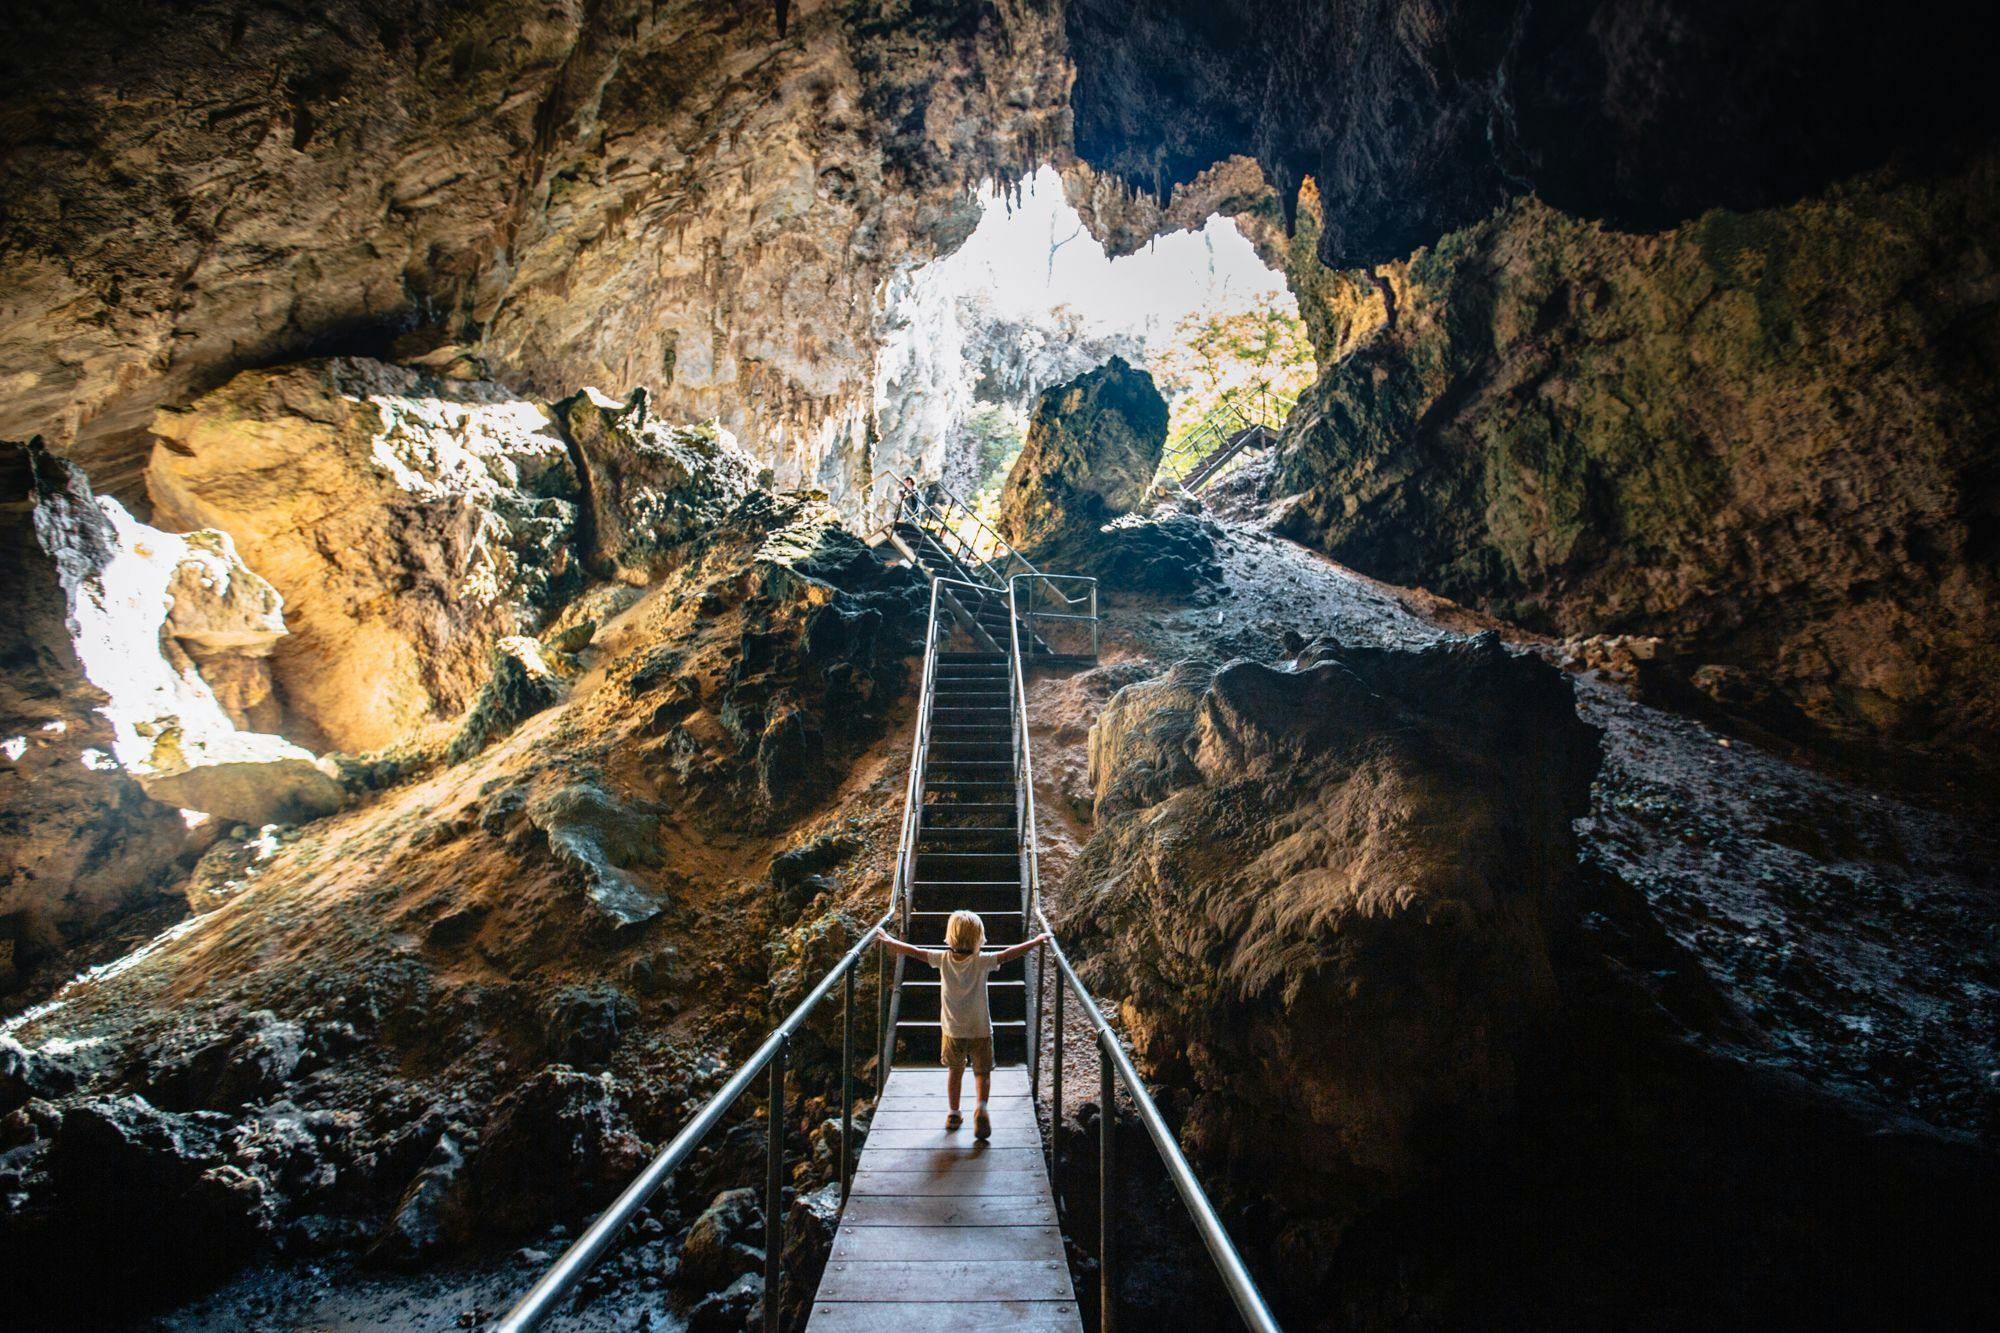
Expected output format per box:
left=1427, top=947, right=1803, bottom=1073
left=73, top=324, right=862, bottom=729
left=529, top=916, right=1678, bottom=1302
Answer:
left=877, top=912, right=1049, bottom=1138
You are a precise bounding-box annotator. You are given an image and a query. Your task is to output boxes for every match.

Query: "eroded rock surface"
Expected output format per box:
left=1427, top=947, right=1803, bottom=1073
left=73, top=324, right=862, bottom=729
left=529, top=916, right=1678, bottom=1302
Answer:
left=1061, top=635, right=1601, bottom=1234
left=1, top=487, right=917, bottom=1324
left=1273, top=162, right=2000, bottom=773
left=0, top=1, right=1068, bottom=506
left=1067, top=0, right=1998, bottom=270
left=554, top=388, right=762, bottom=582
left=999, top=357, right=1169, bottom=553
left=149, top=358, right=583, bottom=752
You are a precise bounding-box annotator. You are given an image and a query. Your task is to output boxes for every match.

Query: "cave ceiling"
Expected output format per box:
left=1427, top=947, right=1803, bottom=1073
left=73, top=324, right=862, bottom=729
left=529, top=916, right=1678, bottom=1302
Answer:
left=1, top=0, right=1992, bottom=494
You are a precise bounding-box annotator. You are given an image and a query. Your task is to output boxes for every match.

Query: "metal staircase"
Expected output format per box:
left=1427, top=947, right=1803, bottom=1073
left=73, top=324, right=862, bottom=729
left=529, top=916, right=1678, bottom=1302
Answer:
left=495, top=504, right=1277, bottom=1333
left=1154, top=385, right=1295, bottom=499
left=870, top=475, right=1098, bottom=663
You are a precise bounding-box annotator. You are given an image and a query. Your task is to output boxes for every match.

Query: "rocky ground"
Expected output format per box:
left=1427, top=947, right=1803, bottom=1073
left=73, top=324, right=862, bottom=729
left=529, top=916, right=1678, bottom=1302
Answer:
left=1021, top=488, right=1998, bottom=1326
left=2, top=473, right=927, bottom=1328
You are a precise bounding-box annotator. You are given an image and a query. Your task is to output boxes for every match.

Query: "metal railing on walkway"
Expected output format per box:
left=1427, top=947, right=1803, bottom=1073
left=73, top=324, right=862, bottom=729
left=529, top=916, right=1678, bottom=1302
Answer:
left=1155, top=385, right=1295, bottom=498
left=499, top=542, right=1276, bottom=1333
left=1006, top=578, right=1281, bottom=1333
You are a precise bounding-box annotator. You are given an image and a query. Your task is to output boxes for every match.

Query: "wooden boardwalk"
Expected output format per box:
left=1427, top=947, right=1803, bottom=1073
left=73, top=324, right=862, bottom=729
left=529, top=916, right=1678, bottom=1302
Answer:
left=805, top=1067, right=1082, bottom=1331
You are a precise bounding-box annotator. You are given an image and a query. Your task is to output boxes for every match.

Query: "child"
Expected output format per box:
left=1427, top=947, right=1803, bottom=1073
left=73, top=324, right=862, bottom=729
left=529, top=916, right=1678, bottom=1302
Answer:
left=878, top=911, right=1050, bottom=1138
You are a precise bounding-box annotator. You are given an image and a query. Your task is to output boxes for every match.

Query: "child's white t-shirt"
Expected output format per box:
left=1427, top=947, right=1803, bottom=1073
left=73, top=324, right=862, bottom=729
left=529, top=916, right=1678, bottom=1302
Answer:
left=922, top=948, right=1001, bottom=1039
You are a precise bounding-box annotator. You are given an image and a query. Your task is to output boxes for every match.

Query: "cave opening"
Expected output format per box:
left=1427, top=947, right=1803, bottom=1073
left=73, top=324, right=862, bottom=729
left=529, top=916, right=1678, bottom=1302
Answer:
left=871, top=166, right=1314, bottom=526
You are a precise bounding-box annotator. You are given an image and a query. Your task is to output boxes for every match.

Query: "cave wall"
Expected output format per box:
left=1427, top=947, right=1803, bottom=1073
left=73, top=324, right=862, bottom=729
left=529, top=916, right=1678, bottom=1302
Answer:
left=1271, top=159, right=2000, bottom=768
left=1067, top=0, right=2000, bottom=271
left=0, top=0, right=1068, bottom=503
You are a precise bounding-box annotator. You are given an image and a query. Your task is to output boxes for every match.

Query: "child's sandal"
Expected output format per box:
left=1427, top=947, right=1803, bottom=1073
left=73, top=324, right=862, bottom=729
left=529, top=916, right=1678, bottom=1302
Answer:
left=974, top=1109, right=991, bottom=1140
left=945, top=1112, right=963, bottom=1131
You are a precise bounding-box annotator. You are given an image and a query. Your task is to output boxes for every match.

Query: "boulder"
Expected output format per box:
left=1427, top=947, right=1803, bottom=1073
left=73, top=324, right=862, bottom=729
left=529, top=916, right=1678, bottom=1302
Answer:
left=134, top=731, right=345, bottom=827
left=148, top=357, right=583, bottom=752
left=680, top=1186, right=765, bottom=1290
left=441, top=1066, right=651, bottom=1243
left=528, top=782, right=668, bottom=927
left=1059, top=633, right=1601, bottom=1241
left=1, top=1036, right=77, bottom=1114
left=998, top=357, right=1169, bottom=553
left=554, top=387, right=762, bottom=583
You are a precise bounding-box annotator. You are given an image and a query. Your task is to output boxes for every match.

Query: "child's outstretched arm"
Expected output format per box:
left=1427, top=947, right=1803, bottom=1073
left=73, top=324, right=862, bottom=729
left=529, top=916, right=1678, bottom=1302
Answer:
left=874, top=927, right=929, bottom=960
left=990, top=932, right=1052, bottom=964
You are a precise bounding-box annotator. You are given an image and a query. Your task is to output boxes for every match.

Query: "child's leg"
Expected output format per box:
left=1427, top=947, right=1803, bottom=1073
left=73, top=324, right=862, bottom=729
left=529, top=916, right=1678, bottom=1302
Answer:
left=946, top=1062, right=964, bottom=1112
left=974, top=1069, right=991, bottom=1109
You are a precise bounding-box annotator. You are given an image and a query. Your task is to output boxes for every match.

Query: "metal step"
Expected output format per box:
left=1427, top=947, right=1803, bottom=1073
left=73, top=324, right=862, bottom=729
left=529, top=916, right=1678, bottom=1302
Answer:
left=899, top=979, right=1027, bottom=1021
left=895, top=1020, right=1028, bottom=1065
left=909, top=883, right=1023, bottom=914
left=909, top=910, right=1025, bottom=946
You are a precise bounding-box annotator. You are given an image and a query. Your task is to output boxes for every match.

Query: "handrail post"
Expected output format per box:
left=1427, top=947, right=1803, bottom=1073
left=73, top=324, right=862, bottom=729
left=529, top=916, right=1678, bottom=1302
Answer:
left=765, top=1034, right=787, bottom=1333
left=1051, top=951, right=1064, bottom=1179
left=840, top=965, right=855, bottom=1208
left=1100, top=1033, right=1117, bottom=1333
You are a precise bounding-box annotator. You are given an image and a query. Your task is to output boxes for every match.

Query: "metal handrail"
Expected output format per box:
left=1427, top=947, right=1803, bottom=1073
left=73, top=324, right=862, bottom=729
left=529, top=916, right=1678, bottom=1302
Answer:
left=1156, top=384, right=1295, bottom=495
left=499, top=579, right=974, bottom=1332
left=877, top=473, right=1043, bottom=590
left=1007, top=580, right=1281, bottom=1333
left=496, top=903, right=893, bottom=1333
left=1013, top=571, right=1099, bottom=661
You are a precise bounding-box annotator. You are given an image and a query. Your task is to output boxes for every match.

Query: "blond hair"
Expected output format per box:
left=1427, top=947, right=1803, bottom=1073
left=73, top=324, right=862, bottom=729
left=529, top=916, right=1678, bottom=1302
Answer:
left=945, top=910, right=985, bottom=955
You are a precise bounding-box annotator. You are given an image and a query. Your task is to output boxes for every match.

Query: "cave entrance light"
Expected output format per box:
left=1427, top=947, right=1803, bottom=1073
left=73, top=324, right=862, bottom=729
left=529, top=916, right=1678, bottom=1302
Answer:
left=872, top=166, right=1315, bottom=528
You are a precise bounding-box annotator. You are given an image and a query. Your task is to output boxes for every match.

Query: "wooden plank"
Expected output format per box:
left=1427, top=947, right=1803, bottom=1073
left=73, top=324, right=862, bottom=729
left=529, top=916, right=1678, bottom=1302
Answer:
left=858, top=1125, right=1041, bottom=1148
left=865, top=1109, right=1038, bottom=1131
left=886, top=1068, right=1030, bottom=1093
left=854, top=1146, right=1046, bottom=1172
left=806, top=1300, right=1082, bottom=1332
left=837, top=1194, right=1057, bottom=1227
left=815, top=1259, right=1073, bottom=1302
left=831, top=1224, right=1065, bottom=1262
left=849, top=1169, right=1050, bottom=1196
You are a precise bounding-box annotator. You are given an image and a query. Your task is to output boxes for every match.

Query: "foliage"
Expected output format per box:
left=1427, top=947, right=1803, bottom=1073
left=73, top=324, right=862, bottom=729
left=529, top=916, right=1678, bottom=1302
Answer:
left=1150, top=298, right=1317, bottom=476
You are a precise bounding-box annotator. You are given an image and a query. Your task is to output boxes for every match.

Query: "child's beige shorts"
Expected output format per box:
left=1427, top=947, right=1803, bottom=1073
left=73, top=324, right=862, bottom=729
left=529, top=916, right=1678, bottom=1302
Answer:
left=939, top=1035, right=994, bottom=1074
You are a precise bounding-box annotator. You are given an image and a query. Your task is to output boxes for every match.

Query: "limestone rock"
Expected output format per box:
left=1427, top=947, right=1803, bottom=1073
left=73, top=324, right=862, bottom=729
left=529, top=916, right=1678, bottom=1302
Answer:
left=444, top=637, right=565, bottom=765
left=0, top=442, right=194, bottom=977
left=0, top=2, right=1068, bottom=509
left=1086, top=659, right=1213, bottom=820
left=134, top=732, right=345, bottom=828
left=680, top=1186, right=765, bottom=1290
left=163, top=529, right=288, bottom=732
left=528, top=783, right=668, bottom=927
left=148, top=357, right=583, bottom=752
left=440, top=1066, right=651, bottom=1243
left=1274, top=164, right=2000, bottom=769
left=554, top=388, right=762, bottom=582
left=999, top=357, right=1169, bottom=553
left=1068, top=0, right=1996, bottom=271
left=1058, top=634, right=1601, bottom=1237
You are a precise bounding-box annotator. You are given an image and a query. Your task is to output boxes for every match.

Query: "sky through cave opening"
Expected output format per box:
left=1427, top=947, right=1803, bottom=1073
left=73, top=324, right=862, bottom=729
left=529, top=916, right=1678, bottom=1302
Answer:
left=872, top=166, right=1316, bottom=520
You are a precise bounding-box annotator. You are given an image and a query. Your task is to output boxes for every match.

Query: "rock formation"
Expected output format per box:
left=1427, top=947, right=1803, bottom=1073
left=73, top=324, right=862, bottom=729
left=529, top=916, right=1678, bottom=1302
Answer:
left=554, top=388, right=763, bottom=583
left=0, top=0, right=1068, bottom=504
left=1060, top=635, right=1601, bottom=1239
left=148, top=358, right=585, bottom=753
left=1270, top=161, right=2000, bottom=769
left=1067, top=0, right=1999, bottom=270
left=999, top=357, right=1169, bottom=551
left=0, top=485, right=920, bottom=1324
left=1, top=444, right=194, bottom=985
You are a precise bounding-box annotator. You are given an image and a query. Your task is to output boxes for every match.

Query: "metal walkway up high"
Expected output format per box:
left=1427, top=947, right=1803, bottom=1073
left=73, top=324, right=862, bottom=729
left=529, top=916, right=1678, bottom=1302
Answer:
left=495, top=481, right=1276, bottom=1333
